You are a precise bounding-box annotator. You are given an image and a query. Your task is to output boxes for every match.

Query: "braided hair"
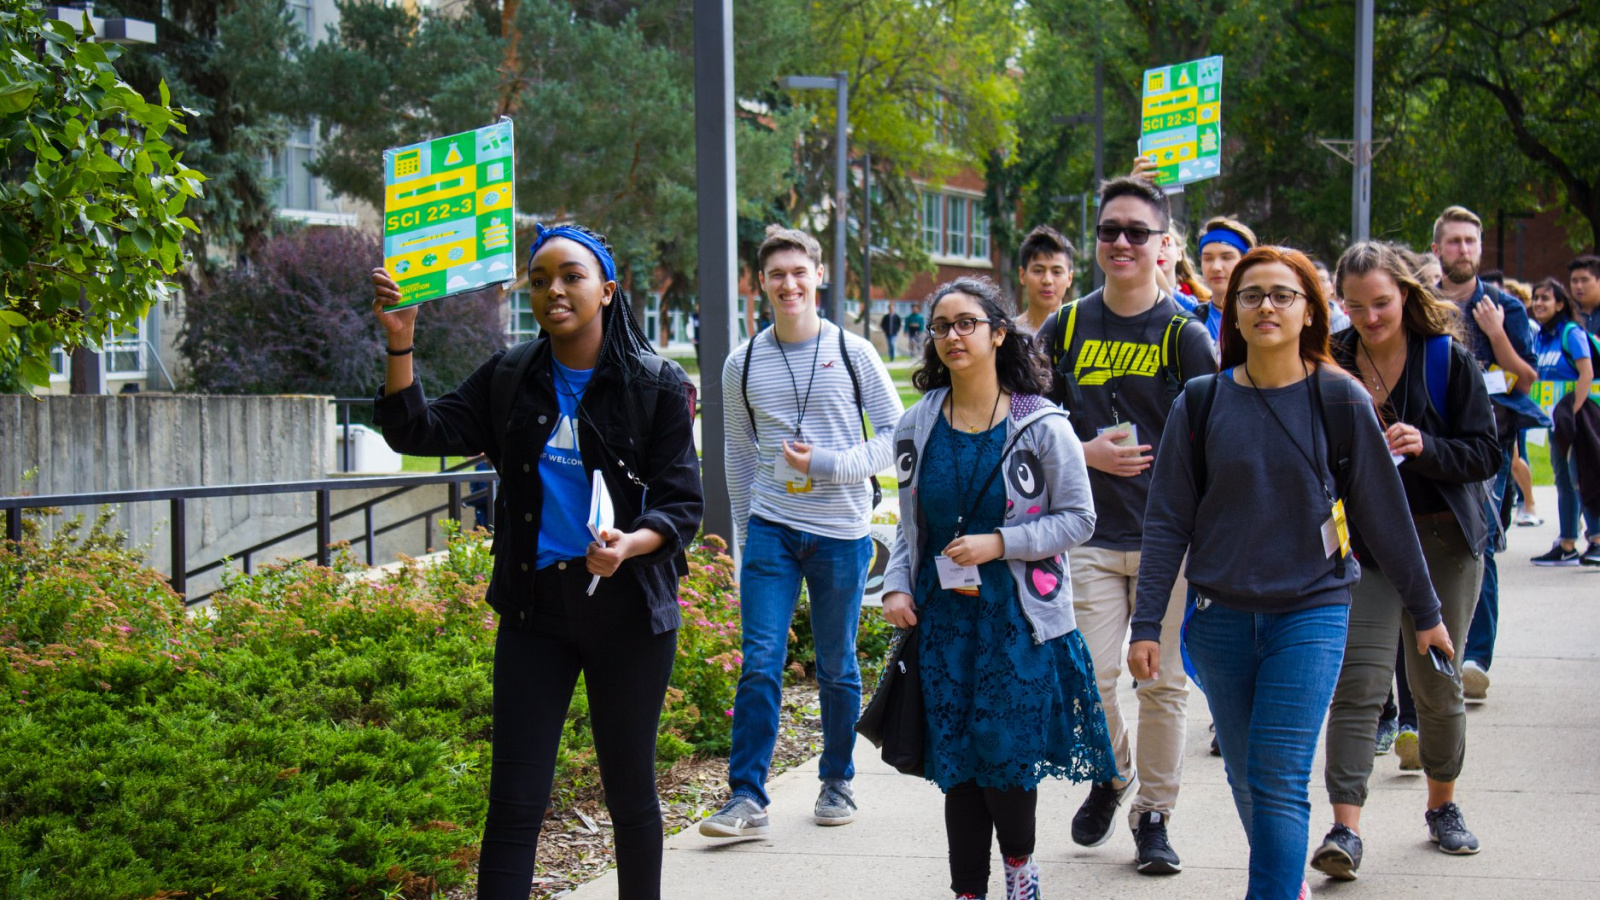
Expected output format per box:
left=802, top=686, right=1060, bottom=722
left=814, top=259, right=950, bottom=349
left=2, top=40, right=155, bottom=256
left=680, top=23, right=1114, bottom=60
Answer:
left=549, top=225, right=682, bottom=398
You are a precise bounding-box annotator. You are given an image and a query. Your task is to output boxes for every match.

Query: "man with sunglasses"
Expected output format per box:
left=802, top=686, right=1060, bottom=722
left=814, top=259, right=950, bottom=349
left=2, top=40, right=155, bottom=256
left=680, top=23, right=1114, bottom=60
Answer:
left=1036, top=176, right=1216, bottom=876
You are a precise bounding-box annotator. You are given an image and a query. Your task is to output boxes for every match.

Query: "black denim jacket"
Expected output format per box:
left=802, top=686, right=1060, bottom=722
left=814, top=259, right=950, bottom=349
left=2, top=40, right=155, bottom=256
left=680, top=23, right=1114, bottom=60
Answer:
left=373, top=339, right=704, bottom=634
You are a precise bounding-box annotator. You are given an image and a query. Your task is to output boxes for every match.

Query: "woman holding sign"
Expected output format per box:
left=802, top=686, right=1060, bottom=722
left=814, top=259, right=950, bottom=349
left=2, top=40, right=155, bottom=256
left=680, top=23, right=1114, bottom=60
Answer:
left=1129, top=247, right=1450, bottom=900
left=371, top=224, right=702, bottom=900
left=1313, top=241, right=1499, bottom=880
left=881, top=277, right=1114, bottom=900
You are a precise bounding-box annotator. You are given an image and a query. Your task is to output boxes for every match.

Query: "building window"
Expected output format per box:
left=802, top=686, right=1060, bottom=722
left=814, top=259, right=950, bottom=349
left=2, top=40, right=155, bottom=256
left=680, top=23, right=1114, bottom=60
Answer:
left=271, top=123, right=317, bottom=212
left=970, top=199, right=990, bottom=260
left=945, top=195, right=967, bottom=258
left=104, top=317, right=146, bottom=377
left=507, top=289, right=539, bottom=344
left=922, top=191, right=943, bottom=255
left=49, top=347, right=69, bottom=381
left=289, top=1, right=313, bottom=42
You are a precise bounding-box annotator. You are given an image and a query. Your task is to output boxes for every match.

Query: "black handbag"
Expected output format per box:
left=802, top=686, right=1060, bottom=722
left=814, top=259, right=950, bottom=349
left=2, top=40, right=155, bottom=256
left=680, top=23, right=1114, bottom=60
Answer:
left=854, top=625, right=924, bottom=776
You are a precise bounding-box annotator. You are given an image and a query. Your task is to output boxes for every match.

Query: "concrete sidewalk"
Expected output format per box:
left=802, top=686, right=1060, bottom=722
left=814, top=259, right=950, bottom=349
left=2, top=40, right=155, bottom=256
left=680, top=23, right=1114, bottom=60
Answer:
left=571, top=484, right=1598, bottom=898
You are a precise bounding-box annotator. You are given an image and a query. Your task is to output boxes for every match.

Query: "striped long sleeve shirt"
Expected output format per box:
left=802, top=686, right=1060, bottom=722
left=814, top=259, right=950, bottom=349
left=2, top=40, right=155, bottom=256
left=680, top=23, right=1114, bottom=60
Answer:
left=722, top=320, right=903, bottom=544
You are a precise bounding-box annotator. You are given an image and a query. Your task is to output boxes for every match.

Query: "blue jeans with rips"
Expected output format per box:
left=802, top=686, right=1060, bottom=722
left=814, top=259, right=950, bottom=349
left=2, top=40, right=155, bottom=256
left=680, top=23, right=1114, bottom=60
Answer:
left=1465, top=448, right=1512, bottom=669
left=1185, top=598, right=1348, bottom=900
left=728, top=516, right=873, bottom=807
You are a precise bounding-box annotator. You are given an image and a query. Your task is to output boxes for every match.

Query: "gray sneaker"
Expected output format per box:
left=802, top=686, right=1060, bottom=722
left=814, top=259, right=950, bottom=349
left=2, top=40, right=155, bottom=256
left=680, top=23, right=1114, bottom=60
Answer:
left=699, top=795, right=770, bottom=838
left=814, top=778, right=857, bottom=826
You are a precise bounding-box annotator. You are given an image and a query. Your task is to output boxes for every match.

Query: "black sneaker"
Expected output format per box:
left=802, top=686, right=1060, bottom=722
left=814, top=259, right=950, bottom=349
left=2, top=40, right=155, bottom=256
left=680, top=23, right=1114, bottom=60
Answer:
left=1531, top=543, right=1582, bottom=566
left=1425, top=802, right=1481, bottom=855
left=1582, top=543, right=1600, bottom=567
left=1071, top=778, right=1135, bottom=847
left=1133, top=810, right=1181, bottom=875
left=1310, top=823, right=1363, bottom=880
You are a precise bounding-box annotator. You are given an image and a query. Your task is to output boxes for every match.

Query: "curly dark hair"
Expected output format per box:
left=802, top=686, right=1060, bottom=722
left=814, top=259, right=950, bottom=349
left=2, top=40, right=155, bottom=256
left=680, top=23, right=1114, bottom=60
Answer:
left=911, top=276, right=1053, bottom=396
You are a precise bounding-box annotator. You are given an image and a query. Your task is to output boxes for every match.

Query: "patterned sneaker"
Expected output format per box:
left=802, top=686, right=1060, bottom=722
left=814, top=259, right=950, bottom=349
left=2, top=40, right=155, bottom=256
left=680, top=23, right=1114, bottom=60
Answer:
left=1071, top=777, right=1136, bottom=847
left=698, top=795, right=770, bottom=838
left=813, top=778, right=857, bottom=826
left=1461, top=660, right=1490, bottom=702
left=1374, top=715, right=1399, bottom=756
left=1425, top=801, right=1481, bottom=854
left=1133, top=810, right=1181, bottom=875
left=1002, top=855, right=1040, bottom=900
left=1310, top=823, right=1363, bottom=881
left=1394, top=725, right=1422, bottom=771
left=1531, top=543, right=1582, bottom=566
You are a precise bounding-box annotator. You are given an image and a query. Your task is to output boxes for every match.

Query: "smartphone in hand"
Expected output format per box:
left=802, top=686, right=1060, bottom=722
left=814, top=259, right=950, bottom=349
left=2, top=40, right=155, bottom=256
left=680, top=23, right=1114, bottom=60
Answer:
left=1427, top=645, right=1455, bottom=678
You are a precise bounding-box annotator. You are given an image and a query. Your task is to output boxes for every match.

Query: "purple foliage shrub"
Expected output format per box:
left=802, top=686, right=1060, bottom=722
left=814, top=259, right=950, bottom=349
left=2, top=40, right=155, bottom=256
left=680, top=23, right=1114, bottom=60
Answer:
left=179, top=228, right=506, bottom=398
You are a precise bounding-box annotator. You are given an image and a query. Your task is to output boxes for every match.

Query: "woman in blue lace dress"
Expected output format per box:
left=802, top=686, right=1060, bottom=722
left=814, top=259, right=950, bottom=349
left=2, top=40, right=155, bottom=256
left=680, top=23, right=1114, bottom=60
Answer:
left=883, top=277, right=1116, bottom=900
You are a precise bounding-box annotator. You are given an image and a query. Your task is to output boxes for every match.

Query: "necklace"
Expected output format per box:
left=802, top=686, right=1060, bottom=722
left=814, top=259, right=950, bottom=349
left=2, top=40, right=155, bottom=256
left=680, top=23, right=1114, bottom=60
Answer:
left=946, top=386, right=1003, bottom=433
left=1357, top=338, right=1406, bottom=426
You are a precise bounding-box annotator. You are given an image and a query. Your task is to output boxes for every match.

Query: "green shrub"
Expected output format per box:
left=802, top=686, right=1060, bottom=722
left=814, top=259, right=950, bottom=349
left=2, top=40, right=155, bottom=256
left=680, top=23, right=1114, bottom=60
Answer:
left=0, top=519, right=745, bottom=899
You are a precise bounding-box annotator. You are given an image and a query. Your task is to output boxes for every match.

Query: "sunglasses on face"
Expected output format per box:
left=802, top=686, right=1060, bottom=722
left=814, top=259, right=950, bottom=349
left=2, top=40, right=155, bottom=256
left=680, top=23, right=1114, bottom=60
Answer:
left=927, top=317, right=992, bottom=339
left=1095, top=225, right=1158, bottom=245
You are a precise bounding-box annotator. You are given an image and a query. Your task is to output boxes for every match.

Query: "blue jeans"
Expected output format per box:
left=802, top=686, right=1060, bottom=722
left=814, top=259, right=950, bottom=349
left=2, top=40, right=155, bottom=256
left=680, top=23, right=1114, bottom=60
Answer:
left=1553, top=443, right=1600, bottom=542
left=1465, top=449, right=1512, bottom=669
left=1186, top=599, right=1348, bottom=900
left=730, top=516, right=873, bottom=806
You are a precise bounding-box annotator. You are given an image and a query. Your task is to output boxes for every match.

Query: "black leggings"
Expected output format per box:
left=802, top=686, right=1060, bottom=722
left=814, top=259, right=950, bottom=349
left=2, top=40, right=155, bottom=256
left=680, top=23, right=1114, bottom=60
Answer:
left=476, top=573, right=677, bottom=900
left=945, top=781, right=1037, bottom=896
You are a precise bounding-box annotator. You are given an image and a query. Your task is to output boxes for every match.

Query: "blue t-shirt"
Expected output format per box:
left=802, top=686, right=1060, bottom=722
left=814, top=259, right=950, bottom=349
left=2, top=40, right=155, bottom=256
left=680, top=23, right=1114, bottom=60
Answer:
left=537, top=360, right=595, bottom=568
left=1535, top=321, right=1592, bottom=382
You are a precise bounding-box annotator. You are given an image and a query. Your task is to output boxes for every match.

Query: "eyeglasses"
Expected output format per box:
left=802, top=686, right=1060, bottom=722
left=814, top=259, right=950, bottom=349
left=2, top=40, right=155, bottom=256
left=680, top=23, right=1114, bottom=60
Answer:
left=1234, top=288, right=1308, bottom=309
left=927, top=317, right=992, bottom=339
left=1095, top=225, right=1158, bottom=245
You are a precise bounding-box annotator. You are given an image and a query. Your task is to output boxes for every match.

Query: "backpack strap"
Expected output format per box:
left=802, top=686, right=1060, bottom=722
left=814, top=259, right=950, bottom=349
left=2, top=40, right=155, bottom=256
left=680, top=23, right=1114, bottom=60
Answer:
left=1309, top=369, right=1357, bottom=579
left=741, top=330, right=760, bottom=445
left=1160, top=310, right=1203, bottom=402
left=1423, top=333, right=1452, bottom=429
left=1184, top=373, right=1221, bottom=497
left=1052, top=299, right=1081, bottom=369
left=491, top=338, right=543, bottom=465
left=835, top=323, right=884, bottom=509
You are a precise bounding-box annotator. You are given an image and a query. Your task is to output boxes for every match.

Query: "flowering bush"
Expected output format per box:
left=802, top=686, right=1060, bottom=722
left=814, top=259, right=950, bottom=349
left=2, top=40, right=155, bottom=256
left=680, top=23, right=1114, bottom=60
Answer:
left=0, top=518, right=744, bottom=899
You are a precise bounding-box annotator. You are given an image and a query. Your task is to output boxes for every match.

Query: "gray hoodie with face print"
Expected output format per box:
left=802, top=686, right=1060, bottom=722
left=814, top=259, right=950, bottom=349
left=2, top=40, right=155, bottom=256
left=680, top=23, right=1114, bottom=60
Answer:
left=882, top=389, right=1097, bottom=643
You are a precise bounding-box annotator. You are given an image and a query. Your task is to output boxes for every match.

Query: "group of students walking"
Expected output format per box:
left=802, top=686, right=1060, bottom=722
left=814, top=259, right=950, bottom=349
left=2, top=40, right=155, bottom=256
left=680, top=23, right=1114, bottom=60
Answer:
left=365, top=175, right=1596, bottom=900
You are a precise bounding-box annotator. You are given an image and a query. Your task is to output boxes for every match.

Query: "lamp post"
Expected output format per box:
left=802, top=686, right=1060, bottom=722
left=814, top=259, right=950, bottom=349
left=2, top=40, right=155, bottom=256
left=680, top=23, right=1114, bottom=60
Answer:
left=43, top=2, right=157, bottom=395
left=779, top=73, right=849, bottom=326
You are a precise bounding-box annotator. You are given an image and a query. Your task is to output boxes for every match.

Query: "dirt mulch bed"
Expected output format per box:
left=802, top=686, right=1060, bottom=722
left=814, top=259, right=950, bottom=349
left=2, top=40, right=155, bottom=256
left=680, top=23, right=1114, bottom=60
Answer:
left=442, top=682, right=825, bottom=899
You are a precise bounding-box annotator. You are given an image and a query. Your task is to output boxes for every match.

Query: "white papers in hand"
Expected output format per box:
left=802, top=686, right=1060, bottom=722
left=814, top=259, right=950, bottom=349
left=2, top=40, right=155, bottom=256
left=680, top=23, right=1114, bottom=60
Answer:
left=586, top=470, right=614, bottom=596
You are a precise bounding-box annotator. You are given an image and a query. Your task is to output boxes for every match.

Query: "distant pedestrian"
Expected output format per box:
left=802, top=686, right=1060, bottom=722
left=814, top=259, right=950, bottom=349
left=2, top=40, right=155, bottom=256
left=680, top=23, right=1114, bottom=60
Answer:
left=906, top=306, right=926, bottom=351
left=881, top=306, right=903, bottom=360
left=1527, top=277, right=1600, bottom=566
left=882, top=276, right=1114, bottom=900
left=370, top=224, right=704, bottom=900
left=1131, top=246, right=1450, bottom=900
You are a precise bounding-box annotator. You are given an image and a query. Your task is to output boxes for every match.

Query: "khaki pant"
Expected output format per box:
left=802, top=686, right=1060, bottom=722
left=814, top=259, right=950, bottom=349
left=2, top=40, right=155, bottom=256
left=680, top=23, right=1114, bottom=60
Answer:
left=1324, top=517, right=1481, bottom=805
left=1069, top=546, right=1191, bottom=826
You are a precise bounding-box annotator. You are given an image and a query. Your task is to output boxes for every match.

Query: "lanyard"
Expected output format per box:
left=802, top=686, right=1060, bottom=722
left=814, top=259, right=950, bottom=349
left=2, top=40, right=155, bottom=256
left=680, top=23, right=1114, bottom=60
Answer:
left=1357, top=338, right=1408, bottom=428
left=773, top=324, right=824, bottom=440
left=1100, top=295, right=1160, bottom=423
left=1242, top=365, right=1333, bottom=504
left=947, top=390, right=1005, bottom=539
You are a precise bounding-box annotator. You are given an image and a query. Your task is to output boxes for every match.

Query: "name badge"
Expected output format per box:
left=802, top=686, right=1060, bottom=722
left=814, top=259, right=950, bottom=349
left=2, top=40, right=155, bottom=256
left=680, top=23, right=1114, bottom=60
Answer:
left=1482, top=370, right=1509, bottom=395
left=774, top=454, right=812, bottom=493
left=1096, top=423, right=1140, bottom=447
left=934, top=554, right=981, bottom=591
left=1321, top=498, right=1351, bottom=560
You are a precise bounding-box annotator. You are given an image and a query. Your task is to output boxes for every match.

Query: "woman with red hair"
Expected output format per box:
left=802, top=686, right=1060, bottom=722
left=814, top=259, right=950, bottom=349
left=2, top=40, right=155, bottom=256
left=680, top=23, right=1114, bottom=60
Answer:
left=1128, top=247, right=1452, bottom=899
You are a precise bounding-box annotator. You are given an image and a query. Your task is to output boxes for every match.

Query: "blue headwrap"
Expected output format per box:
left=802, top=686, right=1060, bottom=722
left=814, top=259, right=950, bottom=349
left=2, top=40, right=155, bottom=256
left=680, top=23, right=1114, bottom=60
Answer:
left=1198, top=227, right=1251, bottom=256
left=528, top=223, right=617, bottom=283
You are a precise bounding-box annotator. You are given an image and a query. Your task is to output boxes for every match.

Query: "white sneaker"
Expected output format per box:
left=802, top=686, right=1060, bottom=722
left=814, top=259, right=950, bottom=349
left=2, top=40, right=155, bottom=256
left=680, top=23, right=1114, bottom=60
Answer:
left=1461, top=660, right=1489, bottom=701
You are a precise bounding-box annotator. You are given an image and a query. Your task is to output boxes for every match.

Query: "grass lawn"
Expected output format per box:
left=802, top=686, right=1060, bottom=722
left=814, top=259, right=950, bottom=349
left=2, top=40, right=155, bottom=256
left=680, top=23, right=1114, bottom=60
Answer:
left=401, top=455, right=474, bottom=473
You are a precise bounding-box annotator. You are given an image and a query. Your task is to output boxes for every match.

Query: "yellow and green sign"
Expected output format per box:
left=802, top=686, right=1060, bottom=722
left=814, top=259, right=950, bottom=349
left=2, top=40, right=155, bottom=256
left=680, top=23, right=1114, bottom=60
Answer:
left=1531, top=380, right=1600, bottom=416
left=1139, top=56, right=1223, bottom=188
left=382, top=119, right=516, bottom=308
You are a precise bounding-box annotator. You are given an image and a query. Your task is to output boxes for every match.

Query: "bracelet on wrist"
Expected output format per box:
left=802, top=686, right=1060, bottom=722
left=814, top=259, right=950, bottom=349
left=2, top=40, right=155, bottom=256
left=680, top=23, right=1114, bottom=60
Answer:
left=386, top=345, right=414, bottom=357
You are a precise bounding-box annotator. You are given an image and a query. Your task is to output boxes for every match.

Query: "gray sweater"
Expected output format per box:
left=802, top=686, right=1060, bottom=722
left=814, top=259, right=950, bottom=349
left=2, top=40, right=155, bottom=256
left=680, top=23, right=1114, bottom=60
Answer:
left=1131, top=369, right=1443, bottom=644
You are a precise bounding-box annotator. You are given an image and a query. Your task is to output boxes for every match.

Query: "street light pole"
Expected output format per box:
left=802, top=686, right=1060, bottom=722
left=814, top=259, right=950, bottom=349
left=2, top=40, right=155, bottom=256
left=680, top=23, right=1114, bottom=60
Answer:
left=779, top=73, right=850, bottom=325
left=861, top=152, right=872, bottom=347
left=693, top=0, right=737, bottom=544
left=1352, top=0, right=1374, bottom=242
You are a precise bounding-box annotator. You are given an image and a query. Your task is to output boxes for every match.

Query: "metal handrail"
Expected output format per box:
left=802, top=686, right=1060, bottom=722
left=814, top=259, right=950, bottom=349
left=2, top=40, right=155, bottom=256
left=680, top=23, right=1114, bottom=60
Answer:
left=2, top=469, right=501, bottom=603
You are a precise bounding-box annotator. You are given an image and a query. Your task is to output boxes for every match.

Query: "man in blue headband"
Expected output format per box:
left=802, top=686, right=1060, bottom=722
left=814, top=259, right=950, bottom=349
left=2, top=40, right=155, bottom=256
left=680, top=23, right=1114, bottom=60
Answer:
left=1195, top=217, right=1257, bottom=350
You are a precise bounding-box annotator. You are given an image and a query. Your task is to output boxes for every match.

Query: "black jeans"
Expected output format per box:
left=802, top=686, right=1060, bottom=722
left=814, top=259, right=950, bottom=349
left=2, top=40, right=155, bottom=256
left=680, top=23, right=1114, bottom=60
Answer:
left=477, top=563, right=678, bottom=900
left=945, top=781, right=1036, bottom=896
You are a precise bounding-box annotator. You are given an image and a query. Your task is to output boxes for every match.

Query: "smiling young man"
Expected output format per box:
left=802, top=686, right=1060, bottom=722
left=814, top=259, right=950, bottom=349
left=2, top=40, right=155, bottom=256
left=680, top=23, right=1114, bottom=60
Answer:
left=702, top=226, right=903, bottom=839
left=1431, top=205, right=1539, bottom=704
left=1035, top=177, right=1216, bottom=876
left=1017, top=225, right=1077, bottom=334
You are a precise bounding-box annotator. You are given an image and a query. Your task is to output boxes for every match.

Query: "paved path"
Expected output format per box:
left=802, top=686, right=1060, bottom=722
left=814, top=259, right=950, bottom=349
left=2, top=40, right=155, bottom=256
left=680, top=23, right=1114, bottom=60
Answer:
left=570, top=484, right=1598, bottom=898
